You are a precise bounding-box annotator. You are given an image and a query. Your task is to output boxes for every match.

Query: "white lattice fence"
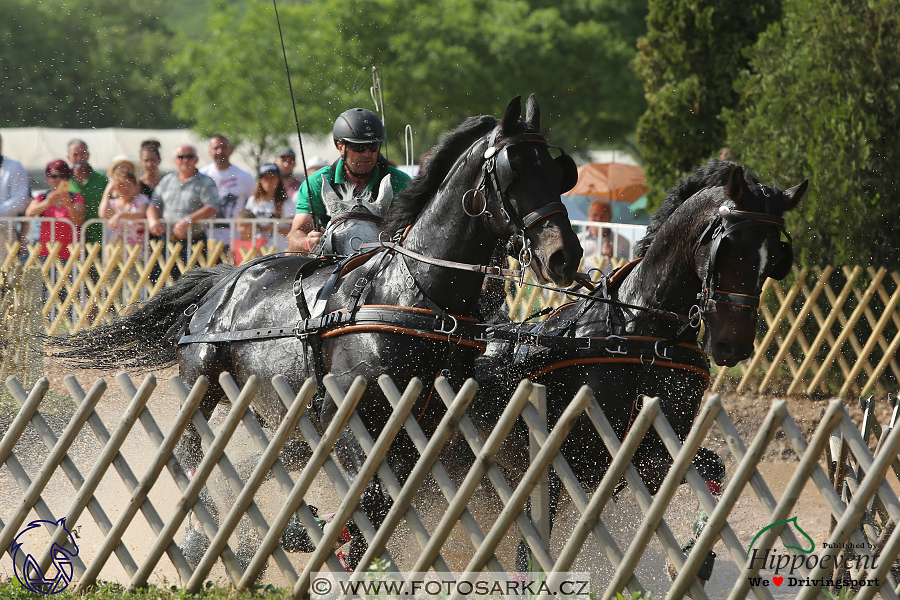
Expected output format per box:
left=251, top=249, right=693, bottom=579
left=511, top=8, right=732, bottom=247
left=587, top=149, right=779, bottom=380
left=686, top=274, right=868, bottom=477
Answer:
left=2, top=371, right=900, bottom=599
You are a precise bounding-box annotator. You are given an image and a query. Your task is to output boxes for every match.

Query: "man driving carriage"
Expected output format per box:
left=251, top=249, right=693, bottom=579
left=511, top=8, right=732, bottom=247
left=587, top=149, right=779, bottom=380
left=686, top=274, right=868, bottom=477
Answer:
left=286, top=108, right=412, bottom=252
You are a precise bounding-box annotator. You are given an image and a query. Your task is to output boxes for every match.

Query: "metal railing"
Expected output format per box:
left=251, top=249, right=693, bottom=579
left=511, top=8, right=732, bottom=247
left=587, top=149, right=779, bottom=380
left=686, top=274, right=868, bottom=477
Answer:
left=1, top=217, right=294, bottom=263
left=569, top=220, right=645, bottom=263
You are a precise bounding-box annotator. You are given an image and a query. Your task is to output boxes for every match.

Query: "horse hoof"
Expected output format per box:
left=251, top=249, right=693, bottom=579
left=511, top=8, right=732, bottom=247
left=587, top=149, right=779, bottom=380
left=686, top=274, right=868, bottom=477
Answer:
left=282, top=513, right=318, bottom=553
left=666, top=540, right=715, bottom=586
left=180, top=527, right=210, bottom=569
left=336, top=550, right=353, bottom=573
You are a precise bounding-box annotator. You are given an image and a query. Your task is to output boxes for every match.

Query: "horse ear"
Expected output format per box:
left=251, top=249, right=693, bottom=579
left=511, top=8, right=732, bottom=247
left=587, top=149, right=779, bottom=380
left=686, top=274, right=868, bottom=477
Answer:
left=525, top=94, right=540, bottom=131
left=321, top=177, right=342, bottom=215
left=374, top=176, right=393, bottom=217
left=724, top=165, right=753, bottom=205
left=500, top=95, right=522, bottom=136
left=783, top=179, right=808, bottom=212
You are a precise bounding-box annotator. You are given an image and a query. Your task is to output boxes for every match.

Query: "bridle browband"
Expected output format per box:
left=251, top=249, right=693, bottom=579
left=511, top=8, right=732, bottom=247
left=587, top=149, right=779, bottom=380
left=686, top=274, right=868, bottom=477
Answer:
left=695, top=188, right=792, bottom=315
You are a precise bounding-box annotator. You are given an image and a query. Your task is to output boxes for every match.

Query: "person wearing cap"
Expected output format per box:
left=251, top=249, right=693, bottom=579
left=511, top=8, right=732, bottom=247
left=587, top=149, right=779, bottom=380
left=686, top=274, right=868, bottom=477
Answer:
left=287, top=108, right=411, bottom=252
left=304, top=156, right=330, bottom=177
left=104, top=155, right=154, bottom=198
left=25, top=160, right=86, bottom=261
left=245, top=163, right=295, bottom=250
left=66, top=139, right=108, bottom=246
left=274, top=147, right=302, bottom=198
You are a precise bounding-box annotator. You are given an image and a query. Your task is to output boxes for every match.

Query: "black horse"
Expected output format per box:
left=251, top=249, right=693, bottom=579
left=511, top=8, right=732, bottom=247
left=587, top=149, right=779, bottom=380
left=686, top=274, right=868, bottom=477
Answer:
left=474, top=159, right=807, bottom=573
left=51, top=95, right=583, bottom=571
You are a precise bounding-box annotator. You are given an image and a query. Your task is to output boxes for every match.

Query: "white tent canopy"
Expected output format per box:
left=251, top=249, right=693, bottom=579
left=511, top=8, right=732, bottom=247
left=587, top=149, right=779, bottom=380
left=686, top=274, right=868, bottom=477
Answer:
left=0, top=127, right=338, bottom=175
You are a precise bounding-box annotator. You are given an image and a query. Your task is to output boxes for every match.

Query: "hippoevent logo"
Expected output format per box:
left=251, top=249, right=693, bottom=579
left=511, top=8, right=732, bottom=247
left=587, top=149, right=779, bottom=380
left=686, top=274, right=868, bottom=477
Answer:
left=11, top=518, right=80, bottom=595
left=746, top=517, right=880, bottom=590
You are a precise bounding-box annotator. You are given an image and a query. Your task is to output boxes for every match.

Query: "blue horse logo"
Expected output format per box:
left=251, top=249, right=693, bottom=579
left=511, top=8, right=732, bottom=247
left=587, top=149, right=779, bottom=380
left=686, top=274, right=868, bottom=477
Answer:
left=11, top=518, right=80, bottom=595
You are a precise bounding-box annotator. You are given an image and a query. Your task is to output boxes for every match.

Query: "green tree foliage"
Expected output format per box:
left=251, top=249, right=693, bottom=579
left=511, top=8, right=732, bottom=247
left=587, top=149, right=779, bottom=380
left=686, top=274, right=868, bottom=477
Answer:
left=724, top=0, right=900, bottom=269
left=168, top=0, right=648, bottom=160
left=633, top=0, right=780, bottom=205
left=0, top=0, right=182, bottom=128
left=168, top=1, right=360, bottom=161
left=351, top=0, right=648, bottom=152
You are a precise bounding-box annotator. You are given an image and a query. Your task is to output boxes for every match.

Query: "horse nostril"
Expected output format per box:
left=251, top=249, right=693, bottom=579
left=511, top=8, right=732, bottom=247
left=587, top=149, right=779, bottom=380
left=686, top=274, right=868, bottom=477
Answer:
left=548, top=248, right=569, bottom=278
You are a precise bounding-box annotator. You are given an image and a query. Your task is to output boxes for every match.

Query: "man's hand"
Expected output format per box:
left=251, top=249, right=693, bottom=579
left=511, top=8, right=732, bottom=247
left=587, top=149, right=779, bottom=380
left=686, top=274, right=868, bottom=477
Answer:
left=173, top=219, right=190, bottom=240
left=306, top=230, right=323, bottom=250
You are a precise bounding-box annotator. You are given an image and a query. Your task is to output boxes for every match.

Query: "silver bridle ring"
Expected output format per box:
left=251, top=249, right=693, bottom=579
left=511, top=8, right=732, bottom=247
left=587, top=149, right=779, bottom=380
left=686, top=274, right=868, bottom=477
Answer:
left=688, top=304, right=703, bottom=328
left=461, top=189, right=488, bottom=218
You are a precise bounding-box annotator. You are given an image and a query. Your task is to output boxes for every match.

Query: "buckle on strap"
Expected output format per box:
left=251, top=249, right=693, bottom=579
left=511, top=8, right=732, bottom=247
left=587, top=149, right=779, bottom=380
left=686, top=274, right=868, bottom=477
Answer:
left=654, top=340, right=673, bottom=360
left=435, top=314, right=458, bottom=336
left=604, top=335, right=628, bottom=355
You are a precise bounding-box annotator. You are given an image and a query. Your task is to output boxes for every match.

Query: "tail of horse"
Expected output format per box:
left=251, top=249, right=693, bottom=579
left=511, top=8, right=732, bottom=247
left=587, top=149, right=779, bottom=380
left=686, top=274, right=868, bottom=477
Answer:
left=48, top=264, right=235, bottom=371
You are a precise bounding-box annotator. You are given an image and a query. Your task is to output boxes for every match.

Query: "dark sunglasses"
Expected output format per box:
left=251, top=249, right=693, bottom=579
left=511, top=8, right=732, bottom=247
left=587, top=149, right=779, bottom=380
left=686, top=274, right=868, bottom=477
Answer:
left=47, top=173, right=65, bottom=179
left=176, top=154, right=197, bottom=160
left=346, top=142, right=381, bottom=154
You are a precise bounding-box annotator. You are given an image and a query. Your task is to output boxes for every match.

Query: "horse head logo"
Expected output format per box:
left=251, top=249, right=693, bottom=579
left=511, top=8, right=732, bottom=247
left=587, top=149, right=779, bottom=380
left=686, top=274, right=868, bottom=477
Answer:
left=11, top=518, right=79, bottom=595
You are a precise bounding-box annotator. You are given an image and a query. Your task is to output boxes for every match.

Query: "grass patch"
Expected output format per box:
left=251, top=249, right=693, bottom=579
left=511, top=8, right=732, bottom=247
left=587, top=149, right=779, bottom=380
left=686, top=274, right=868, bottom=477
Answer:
left=0, top=389, right=77, bottom=424
left=0, top=579, right=289, bottom=600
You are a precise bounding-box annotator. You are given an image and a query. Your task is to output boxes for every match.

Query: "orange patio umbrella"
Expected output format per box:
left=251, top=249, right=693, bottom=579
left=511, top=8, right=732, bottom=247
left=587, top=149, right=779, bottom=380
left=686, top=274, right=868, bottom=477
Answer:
left=565, top=163, right=649, bottom=203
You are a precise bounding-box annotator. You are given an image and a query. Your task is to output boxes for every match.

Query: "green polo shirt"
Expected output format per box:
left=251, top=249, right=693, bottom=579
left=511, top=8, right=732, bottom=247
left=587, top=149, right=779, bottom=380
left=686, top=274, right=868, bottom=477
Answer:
left=69, top=167, right=109, bottom=244
left=294, top=158, right=411, bottom=223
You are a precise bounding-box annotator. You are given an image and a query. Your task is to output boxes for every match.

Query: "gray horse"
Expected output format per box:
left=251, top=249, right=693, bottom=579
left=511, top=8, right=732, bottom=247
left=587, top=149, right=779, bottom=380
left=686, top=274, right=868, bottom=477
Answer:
left=316, top=175, right=393, bottom=256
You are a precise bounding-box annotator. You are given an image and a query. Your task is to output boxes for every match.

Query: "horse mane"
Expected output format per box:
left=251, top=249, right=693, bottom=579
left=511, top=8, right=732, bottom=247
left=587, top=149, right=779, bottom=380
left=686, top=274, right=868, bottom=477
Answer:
left=634, top=158, right=762, bottom=257
left=385, top=115, right=499, bottom=233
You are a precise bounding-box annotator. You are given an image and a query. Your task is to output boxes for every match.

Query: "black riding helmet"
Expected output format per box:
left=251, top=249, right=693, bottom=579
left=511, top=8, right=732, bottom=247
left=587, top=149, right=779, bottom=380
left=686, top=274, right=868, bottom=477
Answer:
left=332, top=108, right=387, bottom=147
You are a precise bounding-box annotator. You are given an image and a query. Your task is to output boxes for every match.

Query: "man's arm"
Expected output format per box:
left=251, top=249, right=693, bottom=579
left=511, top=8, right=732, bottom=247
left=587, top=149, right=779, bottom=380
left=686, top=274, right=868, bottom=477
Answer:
left=287, top=213, right=321, bottom=251
left=146, top=204, right=165, bottom=236
left=172, top=205, right=217, bottom=241
left=0, top=163, right=29, bottom=217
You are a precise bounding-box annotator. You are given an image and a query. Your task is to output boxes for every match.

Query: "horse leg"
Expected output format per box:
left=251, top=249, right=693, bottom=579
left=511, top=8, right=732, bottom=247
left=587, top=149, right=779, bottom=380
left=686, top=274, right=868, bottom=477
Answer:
left=175, top=342, right=230, bottom=568
left=667, top=446, right=725, bottom=585
left=173, top=342, right=230, bottom=473
left=515, top=467, right=562, bottom=574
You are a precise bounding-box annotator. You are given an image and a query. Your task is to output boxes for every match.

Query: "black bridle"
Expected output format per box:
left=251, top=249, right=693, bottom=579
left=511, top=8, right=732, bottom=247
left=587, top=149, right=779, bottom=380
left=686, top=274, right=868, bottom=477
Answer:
left=461, top=129, right=571, bottom=271
left=695, top=188, right=793, bottom=317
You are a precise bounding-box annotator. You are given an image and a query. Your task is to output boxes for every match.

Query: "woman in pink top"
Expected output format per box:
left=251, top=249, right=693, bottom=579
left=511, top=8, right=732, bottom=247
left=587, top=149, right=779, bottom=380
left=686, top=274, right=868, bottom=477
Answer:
left=25, top=160, right=85, bottom=261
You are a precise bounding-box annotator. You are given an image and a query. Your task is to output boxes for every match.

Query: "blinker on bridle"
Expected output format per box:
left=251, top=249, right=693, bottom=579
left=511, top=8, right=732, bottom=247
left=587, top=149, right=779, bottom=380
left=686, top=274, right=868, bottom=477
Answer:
left=461, top=129, right=576, bottom=274
left=695, top=184, right=794, bottom=317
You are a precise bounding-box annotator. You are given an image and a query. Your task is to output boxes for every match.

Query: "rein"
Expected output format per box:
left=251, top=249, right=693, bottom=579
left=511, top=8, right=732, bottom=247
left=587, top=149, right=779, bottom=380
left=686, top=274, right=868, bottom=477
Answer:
left=359, top=242, right=692, bottom=325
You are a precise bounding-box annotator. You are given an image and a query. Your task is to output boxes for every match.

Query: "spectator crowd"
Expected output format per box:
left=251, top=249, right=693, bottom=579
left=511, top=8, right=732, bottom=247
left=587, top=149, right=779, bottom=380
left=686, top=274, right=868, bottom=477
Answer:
left=0, top=132, right=330, bottom=268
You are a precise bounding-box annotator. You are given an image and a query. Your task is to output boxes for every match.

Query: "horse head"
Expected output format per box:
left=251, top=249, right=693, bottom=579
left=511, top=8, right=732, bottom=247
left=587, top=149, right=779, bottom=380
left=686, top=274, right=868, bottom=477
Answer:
left=694, top=165, right=807, bottom=365
left=478, top=95, right=582, bottom=285
left=319, top=175, right=391, bottom=255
